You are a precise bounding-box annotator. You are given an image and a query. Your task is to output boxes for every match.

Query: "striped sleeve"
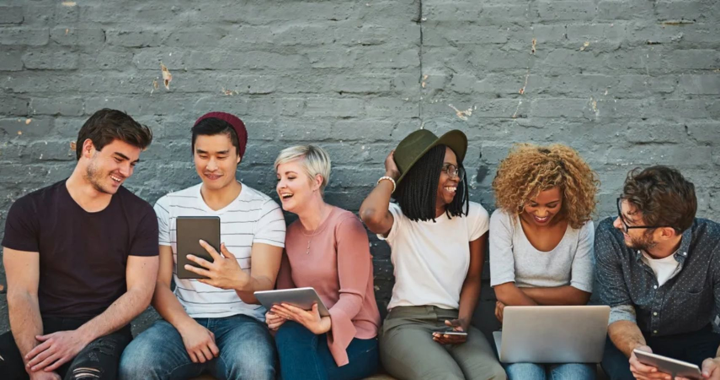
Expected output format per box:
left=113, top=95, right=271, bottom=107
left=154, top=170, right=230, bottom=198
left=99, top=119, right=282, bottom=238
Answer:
left=252, top=199, right=286, bottom=248
left=154, top=196, right=172, bottom=246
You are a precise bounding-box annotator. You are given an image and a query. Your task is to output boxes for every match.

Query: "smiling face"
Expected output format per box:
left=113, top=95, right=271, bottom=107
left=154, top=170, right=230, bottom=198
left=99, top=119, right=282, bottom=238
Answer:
left=193, top=133, right=240, bottom=191
left=435, top=147, right=460, bottom=208
left=276, top=159, right=321, bottom=214
left=522, top=186, right=563, bottom=227
left=83, top=139, right=141, bottom=194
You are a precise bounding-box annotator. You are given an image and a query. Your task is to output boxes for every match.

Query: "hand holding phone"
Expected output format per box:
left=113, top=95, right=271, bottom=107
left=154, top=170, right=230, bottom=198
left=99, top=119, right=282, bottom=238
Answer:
left=432, top=327, right=468, bottom=337
left=432, top=319, right=469, bottom=346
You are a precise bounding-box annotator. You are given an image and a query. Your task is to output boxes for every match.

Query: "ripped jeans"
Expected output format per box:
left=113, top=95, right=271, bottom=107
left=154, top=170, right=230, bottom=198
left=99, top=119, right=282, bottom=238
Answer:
left=0, top=317, right=132, bottom=380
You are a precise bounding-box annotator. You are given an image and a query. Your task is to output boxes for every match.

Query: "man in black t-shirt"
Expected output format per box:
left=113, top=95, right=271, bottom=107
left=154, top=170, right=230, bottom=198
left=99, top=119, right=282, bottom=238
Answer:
left=0, top=109, right=159, bottom=380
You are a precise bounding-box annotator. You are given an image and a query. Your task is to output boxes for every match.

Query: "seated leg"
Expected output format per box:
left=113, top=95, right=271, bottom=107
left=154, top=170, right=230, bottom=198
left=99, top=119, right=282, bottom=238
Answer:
left=210, top=315, right=276, bottom=380
left=119, top=320, right=203, bottom=380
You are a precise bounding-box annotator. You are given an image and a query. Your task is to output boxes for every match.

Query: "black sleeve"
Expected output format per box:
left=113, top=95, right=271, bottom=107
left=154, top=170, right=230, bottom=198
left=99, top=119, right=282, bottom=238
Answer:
left=129, top=205, right=159, bottom=257
left=1, top=196, right=40, bottom=252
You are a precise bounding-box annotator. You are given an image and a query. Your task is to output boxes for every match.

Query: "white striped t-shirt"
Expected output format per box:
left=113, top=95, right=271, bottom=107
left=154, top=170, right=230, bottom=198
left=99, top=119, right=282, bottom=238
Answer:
left=154, top=182, right=286, bottom=320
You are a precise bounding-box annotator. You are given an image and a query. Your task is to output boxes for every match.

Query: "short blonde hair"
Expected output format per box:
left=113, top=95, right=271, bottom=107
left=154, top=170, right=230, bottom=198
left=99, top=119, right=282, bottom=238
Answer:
left=274, top=145, right=332, bottom=191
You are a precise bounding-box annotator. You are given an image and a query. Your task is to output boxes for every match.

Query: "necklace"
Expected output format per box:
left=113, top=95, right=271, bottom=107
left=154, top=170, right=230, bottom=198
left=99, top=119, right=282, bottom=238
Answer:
left=299, top=205, right=332, bottom=255
left=301, top=227, right=323, bottom=255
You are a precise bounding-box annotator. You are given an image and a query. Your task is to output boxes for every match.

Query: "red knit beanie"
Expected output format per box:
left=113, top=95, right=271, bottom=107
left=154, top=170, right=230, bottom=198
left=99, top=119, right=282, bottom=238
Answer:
left=193, top=112, right=248, bottom=158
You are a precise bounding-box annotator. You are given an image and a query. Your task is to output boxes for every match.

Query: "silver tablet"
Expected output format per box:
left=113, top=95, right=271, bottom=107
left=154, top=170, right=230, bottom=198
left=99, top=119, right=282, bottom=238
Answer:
left=254, top=287, right=330, bottom=317
left=633, top=349, right=702, bottom=379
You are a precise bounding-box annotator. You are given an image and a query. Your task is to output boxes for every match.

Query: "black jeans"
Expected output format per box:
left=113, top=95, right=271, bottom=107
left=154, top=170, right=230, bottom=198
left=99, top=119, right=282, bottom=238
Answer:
left=602, top=324, right=720, bottom=380
left=0, top=317, right=132, bottom=380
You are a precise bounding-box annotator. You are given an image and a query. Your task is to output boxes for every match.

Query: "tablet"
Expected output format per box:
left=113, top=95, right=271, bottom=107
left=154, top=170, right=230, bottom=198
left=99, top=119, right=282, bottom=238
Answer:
left=176, top=216, right=221, bottom=279
left=254, top=287, right=330, bottom=317
left=633, top=349, right=702, bottom=379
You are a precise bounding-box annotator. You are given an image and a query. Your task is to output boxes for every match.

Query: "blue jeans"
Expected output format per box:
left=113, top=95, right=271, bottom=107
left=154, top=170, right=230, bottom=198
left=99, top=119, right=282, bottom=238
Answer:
left=275, top=321, right=379, bottom=380
left=119, top=315, right=276, bottom=380
left=504, top=362, right=595, bottom=380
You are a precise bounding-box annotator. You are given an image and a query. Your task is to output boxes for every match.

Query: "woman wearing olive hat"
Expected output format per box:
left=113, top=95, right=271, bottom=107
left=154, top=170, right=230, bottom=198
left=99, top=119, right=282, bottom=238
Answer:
left=360, top=130, right=506, bottom=380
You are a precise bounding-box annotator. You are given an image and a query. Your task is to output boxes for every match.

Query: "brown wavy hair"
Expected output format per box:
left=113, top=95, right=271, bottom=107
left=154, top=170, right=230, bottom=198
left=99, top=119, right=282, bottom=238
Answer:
left=492, top=143, right=599, bottom=229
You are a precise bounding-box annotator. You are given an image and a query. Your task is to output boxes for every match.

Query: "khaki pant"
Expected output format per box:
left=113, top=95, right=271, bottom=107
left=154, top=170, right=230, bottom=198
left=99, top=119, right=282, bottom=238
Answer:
left=380, top=306, right=507, bottom=380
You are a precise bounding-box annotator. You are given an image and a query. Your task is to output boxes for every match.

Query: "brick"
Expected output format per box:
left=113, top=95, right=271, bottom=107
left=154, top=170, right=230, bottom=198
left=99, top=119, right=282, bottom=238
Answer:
left=0, top=97, right=28, bottom=116
left=537, top=1, right=597, bottom=21
left=0, top=28, right=49, bottom=46
left=0, top=6, right=23, bottom=24
left=423, top=25, right=509, bottom=46
left=304, top=98, right=364, bottom=118
left=22, top=50, right=79, bottom=70
left=424, top=3, right=528, bottom=24
left=606, top=144, right=712, bottom=168
left=0, top=51, right=23, bottom=71
left=529, top=98, right=595, bottom=119
left=50, top=28, right=106, bottom=46
left=0, top=118, right=54, bottom=139
left=678, top=75, right=720, bottom=95
left=30, top=97, right=84, bottom=116
left=80, top=50, right=134, bottom=70
left=625, top=121, right=686, bottom=144
left=597, top=1, right=654, bottom=20
left=687, top=122, right=720, bottom=144
left=106, top=29, right=169, bottom=48
left=655, top=1, right=712, bottom=22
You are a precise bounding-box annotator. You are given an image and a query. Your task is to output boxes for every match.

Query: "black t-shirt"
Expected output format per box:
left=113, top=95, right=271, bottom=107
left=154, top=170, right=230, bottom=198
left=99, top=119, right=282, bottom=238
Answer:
left=2, top=180, right=159, bottom=319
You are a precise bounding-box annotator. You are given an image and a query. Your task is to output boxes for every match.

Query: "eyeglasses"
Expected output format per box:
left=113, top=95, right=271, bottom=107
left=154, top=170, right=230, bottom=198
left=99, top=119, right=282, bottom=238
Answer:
left=615, top=197, right=667, bottom=233
left=441, top=164, right=465, bottom=179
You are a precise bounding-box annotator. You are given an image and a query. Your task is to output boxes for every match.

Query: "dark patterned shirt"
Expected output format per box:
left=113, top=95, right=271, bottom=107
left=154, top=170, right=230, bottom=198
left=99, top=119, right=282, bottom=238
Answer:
left=594, top=217, right=720, bottom=337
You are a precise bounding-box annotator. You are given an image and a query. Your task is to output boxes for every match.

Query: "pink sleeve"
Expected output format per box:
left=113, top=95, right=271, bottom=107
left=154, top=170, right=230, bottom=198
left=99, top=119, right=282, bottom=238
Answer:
left=275, top=251, right=295, bottom=290
left=327, top=215, right=371, bottom=367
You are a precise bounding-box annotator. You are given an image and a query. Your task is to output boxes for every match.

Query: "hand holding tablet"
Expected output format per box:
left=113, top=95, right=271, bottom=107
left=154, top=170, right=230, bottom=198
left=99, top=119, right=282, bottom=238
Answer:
left=632, top=348, right=702, bottom=380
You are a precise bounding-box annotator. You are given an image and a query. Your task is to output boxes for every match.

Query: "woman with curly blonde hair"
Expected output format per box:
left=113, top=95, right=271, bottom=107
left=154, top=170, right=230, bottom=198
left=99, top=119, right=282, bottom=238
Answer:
left=489, top=143, right=599, bottom=380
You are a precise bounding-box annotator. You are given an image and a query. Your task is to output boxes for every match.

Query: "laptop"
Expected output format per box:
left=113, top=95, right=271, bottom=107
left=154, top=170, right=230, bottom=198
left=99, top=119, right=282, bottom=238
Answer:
left=493, top=305, right=610, bottom=363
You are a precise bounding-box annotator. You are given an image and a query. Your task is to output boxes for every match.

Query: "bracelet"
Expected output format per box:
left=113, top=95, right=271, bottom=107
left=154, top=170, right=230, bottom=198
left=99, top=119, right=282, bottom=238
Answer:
left=377, top=176, right=397, bottom=193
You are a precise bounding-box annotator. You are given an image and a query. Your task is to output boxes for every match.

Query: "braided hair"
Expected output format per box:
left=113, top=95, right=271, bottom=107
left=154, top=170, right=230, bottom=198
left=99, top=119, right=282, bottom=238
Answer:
left=393, top=145, right=470, bottom=222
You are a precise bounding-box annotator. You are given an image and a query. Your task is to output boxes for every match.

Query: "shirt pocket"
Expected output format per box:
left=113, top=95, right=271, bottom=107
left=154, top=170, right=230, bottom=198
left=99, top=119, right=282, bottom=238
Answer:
left=673, top=289, right=711, bottom=321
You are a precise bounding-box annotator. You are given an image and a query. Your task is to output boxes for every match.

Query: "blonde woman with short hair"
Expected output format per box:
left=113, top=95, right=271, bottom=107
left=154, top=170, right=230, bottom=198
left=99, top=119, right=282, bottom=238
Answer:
left=267, top=145, right=381, bottom=380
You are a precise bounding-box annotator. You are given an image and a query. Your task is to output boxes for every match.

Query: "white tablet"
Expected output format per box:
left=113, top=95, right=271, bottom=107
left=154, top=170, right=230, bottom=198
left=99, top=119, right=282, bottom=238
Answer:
left=254, top=287, right=330, bottom=317
left=633, top=349, right=702, bottom=379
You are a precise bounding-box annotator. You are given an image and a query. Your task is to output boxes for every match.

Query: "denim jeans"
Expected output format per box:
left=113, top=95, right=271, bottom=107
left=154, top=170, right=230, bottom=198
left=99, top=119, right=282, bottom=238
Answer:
left=119, top=314, right=276, bottom=380
left=601, top=324, right=720, bottom=380
left=0, top=317, right=132, bottom=380
left=274, top=321, right=379, bottom=380
left=504, top=362, right=596, bottom=380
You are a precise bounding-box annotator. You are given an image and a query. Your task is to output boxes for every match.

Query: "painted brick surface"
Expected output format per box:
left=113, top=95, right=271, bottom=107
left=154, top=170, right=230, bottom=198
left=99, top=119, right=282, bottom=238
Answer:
left=0, top=0, right=718, bottom=334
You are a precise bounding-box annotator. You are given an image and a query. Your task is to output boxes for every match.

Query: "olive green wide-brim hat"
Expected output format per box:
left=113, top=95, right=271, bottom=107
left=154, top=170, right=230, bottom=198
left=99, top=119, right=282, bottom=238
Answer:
left=394, top=129, right=468, bottom=185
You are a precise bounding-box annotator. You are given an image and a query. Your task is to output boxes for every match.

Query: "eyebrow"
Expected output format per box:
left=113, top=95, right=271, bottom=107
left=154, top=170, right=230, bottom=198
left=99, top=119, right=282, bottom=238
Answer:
left=196, top=149, right=230, bottom=155
left=114, top=152, right=140, bottom=164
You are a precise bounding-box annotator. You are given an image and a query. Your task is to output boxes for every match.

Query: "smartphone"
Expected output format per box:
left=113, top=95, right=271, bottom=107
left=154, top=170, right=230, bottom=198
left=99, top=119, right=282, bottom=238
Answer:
left=633, top=349, right=702, bottom=379
left=432, top=327, right=468, bottom=337
left=176, top=216, right=221, bottom=279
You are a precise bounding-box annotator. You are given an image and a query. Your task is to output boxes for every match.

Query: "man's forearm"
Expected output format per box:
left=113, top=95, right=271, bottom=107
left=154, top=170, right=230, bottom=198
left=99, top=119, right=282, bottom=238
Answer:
left=8, top=292, right=43, bottom=368
left=77, top=286, right=153, bottom=342
left=235, top=275, right=275, bottom=304
left=609, top=320, right=646, bottom=357
left=152, top=283, right=196, bottom=330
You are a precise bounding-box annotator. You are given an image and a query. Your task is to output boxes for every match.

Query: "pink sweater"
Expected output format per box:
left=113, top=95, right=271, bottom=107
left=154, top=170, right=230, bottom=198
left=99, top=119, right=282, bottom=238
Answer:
left=277, top=207, right=381, bottom=366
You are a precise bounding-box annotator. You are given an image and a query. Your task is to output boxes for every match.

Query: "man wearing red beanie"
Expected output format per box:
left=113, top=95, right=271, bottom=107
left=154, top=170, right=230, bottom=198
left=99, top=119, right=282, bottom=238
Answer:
left=120, top=112, right=285, bottom=380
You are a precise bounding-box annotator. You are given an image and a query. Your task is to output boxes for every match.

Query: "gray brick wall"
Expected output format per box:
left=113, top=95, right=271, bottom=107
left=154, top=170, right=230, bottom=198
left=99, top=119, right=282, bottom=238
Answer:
left=1, top=0, right=718, bottom=333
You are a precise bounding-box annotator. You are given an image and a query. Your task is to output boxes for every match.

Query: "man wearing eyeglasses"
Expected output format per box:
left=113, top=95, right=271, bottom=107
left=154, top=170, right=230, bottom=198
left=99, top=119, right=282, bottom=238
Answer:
left=594, top=166, right=720, bottom=380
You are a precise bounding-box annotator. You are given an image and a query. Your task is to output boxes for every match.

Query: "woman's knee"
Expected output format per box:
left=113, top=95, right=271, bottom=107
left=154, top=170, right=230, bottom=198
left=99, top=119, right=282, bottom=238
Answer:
left=275, top=321, right=315, bottom=343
